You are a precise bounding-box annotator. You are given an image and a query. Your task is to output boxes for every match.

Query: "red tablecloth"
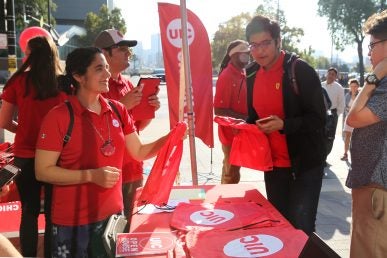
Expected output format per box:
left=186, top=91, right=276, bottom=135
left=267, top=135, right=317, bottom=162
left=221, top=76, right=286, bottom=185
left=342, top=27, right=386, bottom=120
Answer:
left=127, top=184, right=307, bottom=258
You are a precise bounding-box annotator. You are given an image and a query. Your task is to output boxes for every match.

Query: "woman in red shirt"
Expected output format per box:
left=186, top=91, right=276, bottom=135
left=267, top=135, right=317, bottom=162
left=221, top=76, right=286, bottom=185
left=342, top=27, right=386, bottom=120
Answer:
left=35, top=47, right=170, bottom=257
left=0, top=36, right=66, bottom=257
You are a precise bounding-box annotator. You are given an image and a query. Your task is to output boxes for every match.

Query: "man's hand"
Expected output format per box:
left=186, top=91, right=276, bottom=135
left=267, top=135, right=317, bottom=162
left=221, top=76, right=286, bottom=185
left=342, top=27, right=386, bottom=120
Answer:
left=256, top=115, right=284, bottom=134
left=120, top=88, right=143, bottom=110
left=90, top=166, right=120, bottom=188
left=0, top=185, right=10, bottom=198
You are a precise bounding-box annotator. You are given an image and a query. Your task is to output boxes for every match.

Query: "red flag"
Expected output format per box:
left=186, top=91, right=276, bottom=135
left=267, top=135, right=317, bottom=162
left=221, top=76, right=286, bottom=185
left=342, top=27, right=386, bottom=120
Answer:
left=158, top=2, right=214, bottom=147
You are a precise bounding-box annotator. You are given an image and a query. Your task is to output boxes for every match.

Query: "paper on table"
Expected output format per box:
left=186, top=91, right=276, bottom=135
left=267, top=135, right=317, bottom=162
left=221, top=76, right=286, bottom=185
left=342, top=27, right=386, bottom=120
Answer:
left=137, top=199, right=189, bottom=214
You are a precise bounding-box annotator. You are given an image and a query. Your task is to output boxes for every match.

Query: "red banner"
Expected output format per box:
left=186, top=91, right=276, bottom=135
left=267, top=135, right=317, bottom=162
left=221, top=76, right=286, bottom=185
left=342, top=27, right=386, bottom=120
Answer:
left=158, top=2, right=214, bottom=147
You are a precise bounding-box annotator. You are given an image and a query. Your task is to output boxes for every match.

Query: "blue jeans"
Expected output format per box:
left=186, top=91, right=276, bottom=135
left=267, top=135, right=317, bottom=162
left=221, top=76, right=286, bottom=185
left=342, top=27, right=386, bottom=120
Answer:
left=264, top=165, right=324, bottom=235
left=14, top=157, right=52, bottom=257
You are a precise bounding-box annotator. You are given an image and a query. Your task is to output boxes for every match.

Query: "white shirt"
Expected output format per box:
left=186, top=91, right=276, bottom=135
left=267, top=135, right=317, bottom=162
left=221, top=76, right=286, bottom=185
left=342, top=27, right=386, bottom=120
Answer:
left=322, top=80, right=345, bottom=115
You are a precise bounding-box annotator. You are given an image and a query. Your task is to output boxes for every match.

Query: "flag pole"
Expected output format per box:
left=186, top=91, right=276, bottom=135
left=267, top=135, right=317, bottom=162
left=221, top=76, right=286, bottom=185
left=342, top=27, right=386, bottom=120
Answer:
left=179, top=0, right=198, bottom=185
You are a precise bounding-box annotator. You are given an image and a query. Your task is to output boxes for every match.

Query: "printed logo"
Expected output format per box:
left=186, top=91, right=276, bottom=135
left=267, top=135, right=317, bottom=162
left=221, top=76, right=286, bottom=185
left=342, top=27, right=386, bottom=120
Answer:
left=112, top=119, right=120, bottom=127
left=190, top=209, right=234, bottom=225
left=223, top=234, right=284, bottom=257
left=166, top=19, right=195, bottom=48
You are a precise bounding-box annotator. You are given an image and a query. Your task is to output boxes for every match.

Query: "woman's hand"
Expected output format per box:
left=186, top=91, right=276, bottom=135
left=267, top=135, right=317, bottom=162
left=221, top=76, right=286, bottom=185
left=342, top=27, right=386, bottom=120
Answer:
left=90, top=166, right=121, bottom=188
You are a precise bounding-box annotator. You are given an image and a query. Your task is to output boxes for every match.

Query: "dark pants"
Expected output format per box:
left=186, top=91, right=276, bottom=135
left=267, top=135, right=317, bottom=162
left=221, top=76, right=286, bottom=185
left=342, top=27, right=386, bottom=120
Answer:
left=325, top=110, right=338, bottom=158
left=52, top=218, right=110, bottom=258
left=264, top=165, right=324, bottom=235
left=14, top=157, right=52, bottom=258
left=122, top=179, right=143, bottom=221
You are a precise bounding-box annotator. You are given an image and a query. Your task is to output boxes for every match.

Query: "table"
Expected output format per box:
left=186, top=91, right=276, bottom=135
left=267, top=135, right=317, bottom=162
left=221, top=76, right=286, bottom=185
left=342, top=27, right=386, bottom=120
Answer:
left=125, top=184, right=307, bottom=257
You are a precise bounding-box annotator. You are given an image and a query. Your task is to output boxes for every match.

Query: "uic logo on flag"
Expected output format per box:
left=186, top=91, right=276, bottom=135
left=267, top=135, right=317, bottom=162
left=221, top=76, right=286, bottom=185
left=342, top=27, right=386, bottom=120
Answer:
left=166, top=19, right=195, bottom=48
left=223, top=234, right=284, bottom=257
left=190, top=209, right=234, bottom=225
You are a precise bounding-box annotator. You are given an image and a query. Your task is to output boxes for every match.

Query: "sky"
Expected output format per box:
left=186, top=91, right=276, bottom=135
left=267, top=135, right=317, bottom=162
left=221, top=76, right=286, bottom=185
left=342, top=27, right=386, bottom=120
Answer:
left=114, top=0, right=365, bottom=63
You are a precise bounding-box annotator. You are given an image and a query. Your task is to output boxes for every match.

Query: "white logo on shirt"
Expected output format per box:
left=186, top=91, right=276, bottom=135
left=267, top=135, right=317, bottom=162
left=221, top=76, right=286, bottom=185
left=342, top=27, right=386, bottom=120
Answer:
left=112, top=119, right=120, bottom=128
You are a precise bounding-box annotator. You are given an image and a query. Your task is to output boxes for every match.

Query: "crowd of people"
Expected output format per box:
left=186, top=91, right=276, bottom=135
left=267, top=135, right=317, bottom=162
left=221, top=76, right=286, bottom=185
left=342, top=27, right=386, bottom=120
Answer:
left=0, top=8, right=386, bottom=258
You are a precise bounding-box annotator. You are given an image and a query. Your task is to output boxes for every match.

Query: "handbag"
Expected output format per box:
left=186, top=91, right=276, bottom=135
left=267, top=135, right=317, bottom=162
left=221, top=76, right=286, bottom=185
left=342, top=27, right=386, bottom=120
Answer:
left=102, top=214, right=129, bottom=258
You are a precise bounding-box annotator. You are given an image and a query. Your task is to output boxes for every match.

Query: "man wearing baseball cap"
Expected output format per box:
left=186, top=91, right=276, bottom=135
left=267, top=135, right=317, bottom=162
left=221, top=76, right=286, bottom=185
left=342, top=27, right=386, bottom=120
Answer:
left=214, top=40, right=250, bottom=184
left=94, top=29, right=160, bottom=220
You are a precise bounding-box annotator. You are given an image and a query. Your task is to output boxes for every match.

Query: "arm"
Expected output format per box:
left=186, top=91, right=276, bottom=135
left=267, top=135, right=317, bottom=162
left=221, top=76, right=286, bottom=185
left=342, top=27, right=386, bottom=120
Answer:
left=337, top=85, right=346, bottom=115
left=125, top=131, right=169, bottom=161
left=120, top=87, right=143, bottom=110
left=0, top=101, right=18, bottom=133
left=346, top=58, right=387, bottom=128
left=0, top=234, right=22, bottom=257
left=35, top=149, right=120, bottom=188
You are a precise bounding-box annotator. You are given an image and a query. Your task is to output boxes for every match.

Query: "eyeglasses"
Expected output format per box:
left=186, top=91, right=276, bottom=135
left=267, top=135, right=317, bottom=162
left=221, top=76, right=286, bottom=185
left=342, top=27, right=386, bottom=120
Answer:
left=106, top=45, right=132, bottom=53
left=368, top=39, right=387, bottom=51
left=249, top=39, right=274, bottom=51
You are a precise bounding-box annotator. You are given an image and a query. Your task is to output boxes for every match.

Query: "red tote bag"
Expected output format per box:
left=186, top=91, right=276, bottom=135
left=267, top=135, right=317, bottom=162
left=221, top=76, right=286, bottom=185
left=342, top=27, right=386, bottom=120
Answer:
left=186, top=227, right=308, bottom=258
left=214, top=116, right=273, bottom=171
left=170, top=202, right=284, bottom=232
left=137, top=122, right=187, bottom=206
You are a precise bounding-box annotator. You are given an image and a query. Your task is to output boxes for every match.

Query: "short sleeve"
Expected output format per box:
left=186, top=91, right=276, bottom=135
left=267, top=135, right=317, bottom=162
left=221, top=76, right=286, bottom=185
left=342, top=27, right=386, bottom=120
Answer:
left=367, top=78, right=387, bottom=121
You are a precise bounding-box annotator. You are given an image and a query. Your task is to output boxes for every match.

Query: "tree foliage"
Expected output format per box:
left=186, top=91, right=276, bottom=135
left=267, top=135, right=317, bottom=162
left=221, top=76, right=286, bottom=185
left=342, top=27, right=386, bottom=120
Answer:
left=211, top=0, right=319, bottom=71
left=14, top=0, right=57, bottom=32
left=211, top=13, right=251, bottom=70
left=317, top=0, right=381, bottom=85
left=79, top=5, right=126, bottom=46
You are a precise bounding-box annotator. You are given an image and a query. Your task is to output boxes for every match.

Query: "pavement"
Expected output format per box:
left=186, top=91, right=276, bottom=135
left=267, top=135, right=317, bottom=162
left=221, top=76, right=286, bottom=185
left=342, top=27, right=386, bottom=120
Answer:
left=0, top=82, right=352, bottom=257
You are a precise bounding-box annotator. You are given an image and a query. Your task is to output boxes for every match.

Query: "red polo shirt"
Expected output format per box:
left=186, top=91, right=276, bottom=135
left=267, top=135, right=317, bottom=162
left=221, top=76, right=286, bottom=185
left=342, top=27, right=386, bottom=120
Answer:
left=36, top=95, right=136, bottom=226
left=253, top=51, right=291, bottom=168
left=214, top=63, right=248, bottom=145
left=102, top=74, right=143, bottom=183
left=1, top=72, right=67, bottom=158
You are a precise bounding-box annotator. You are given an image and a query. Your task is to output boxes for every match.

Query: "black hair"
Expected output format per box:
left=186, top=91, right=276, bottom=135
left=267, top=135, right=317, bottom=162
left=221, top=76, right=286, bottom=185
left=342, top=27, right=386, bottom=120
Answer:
left=58, top=47, right=102, bottom=95
left=363, top=10, right=387, bottom=39
left=218, top=40, right=247, bottom=75
left=328, top=67, right=338, bottom=75
left=245, top=15, right=281, bottom=42
left=4, top=36, right=62, bottom=100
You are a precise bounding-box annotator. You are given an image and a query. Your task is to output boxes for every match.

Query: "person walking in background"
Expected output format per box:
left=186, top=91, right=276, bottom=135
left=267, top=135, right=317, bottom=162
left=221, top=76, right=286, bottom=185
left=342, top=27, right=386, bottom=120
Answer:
left=340, top=79, right=360, bottom=161
left=214, top=39, right=249, bottom=184
left=245, top=15, right=326, bottom=235
left=94, top=29, right=160, bottom=220
left=321, top=67, right=345, bottom=164
left=0, top=36, right=66, bottom=257
left=34, top=47, right=172, bottom=257
left=345, top=10, right=387, bottom=258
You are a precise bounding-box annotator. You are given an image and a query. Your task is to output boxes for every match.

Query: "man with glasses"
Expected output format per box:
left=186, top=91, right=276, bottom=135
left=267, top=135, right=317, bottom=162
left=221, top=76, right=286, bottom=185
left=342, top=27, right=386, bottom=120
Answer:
left=94, top=29, right=160, bottom=220
left=345, top=10, right=387, bottom=257
left=244, top=15, right=326, bottom=235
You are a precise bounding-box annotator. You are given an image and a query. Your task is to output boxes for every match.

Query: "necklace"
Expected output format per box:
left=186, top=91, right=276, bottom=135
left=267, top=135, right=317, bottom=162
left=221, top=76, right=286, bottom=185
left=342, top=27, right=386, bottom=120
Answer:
left=86, top=114, right=116, bottom=157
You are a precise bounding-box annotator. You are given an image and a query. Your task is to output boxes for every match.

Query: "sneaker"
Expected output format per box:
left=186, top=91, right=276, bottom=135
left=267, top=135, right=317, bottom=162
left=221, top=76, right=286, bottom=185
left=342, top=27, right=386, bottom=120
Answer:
left=340, top=153, right=348, bottom=161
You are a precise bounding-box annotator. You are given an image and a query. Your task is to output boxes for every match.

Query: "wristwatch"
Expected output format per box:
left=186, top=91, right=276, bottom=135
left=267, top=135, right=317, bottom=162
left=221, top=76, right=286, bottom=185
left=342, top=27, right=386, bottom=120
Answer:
left=365, top=73, right=380, bottom=87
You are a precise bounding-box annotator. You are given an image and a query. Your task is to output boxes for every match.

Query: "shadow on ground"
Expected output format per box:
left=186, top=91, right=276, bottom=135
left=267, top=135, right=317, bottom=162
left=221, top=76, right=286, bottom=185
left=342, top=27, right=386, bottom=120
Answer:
left=316, top=165, right=351, bottom=241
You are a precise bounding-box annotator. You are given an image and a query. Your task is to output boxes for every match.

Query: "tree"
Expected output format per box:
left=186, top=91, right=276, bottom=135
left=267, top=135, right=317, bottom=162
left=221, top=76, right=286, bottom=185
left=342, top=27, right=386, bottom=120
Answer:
left=79, top=5, right=126, bottom=46
left=211, top=12, right=251, bottom=70
left=211, top=0, right=318, bottom=71
left=317, top=0, right=380, bottom=85
left=14, top=0, right=57, bottom=32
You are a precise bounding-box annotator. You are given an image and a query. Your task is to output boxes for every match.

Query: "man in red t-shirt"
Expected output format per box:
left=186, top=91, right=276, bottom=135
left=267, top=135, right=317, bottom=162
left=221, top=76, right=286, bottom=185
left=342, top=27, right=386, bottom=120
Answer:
left=94, top=29, right=160, bottom=219
left=214, top=40, right=249, bottom=184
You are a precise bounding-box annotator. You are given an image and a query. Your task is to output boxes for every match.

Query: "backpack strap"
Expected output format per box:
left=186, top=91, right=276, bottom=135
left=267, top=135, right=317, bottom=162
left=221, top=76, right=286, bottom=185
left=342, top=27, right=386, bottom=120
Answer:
left=63, top=100, right=123, bottom=147
left=107, top=100, right=123, bottom=126
left=288, top=56, right=300, bottom=95
left=63, top=100, right=74, bottom=147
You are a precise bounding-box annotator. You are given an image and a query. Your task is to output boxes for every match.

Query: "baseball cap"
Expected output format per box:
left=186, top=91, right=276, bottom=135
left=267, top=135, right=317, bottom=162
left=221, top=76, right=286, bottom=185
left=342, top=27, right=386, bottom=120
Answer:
left=94, top=29, right=137, bottom=49
left=228, top=41, right=250, bottom=57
